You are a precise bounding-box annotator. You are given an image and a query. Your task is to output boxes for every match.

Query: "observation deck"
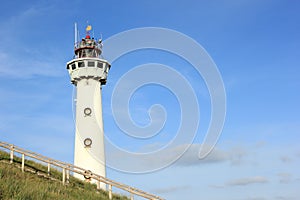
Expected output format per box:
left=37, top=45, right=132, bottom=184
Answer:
left=67, top=34, right=110, bottom=85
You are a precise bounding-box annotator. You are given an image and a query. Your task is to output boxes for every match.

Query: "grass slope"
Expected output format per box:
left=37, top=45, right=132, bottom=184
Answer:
left=0, top=151, right=128, bottom=200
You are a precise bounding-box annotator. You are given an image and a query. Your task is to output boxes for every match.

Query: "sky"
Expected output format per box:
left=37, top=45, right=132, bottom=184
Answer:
left=0, top=0, right=300, bottom=199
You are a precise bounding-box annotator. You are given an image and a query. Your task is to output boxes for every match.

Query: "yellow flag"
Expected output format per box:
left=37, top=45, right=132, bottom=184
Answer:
left=86, top=25, right=92, bottom=31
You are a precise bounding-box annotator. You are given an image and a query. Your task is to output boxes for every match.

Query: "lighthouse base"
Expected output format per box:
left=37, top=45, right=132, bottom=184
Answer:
left=74, top=134, right=106, bottom=190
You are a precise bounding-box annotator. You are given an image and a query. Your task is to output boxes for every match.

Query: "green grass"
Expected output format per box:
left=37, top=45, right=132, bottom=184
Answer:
left=0, top=151, right=128, bottom=200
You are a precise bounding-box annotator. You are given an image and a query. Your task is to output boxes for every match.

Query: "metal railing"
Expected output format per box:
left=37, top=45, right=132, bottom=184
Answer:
left=0, top=141, right=164, bottom=200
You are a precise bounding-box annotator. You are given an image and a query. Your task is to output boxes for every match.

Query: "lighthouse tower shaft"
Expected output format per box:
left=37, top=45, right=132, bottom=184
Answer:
left=67, top=28, right=110, bottom=189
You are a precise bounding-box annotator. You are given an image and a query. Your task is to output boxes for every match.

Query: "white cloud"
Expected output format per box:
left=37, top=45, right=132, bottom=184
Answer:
left=0, top=7, right=38, bottom=37
left=0, top=112, right=74, bottom=162
left=0, top=49, right=65, bottom=78
left=0, top=4, right=67, bottom=79
left=226, top=176, right=268, bottom=186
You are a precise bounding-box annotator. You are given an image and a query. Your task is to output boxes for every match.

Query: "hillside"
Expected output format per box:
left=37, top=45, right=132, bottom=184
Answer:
left=0, top=151, right=128, bottom=200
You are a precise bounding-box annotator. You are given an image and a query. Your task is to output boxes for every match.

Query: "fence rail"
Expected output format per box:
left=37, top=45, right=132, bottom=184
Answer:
left=0, top=141, right=164, bottom=200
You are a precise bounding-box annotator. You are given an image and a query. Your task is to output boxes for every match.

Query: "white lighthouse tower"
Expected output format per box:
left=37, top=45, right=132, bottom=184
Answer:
left=66, top=24, right=110, bottom=189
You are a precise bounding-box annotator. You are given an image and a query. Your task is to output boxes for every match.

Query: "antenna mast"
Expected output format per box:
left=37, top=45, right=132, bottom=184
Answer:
left=74, top=22, right=78, bottom=46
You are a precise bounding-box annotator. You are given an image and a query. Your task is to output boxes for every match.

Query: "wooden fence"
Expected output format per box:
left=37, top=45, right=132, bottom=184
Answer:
left=0, top=141, right=164, bottom=200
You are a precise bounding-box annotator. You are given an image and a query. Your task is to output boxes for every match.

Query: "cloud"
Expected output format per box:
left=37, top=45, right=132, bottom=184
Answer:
left=277, top=173, right=292, bottom=183
left=0, top=49, right=65, bottom=79
left=0, top=4, right=67, bottom=79
left=106, top=142, right=250, bottom=172
left=173, top=143, right=250, bottom=167
left=275, top=196, right=298, bottom=200
left=208, top=184, right=225, bottom=189
left=0, top=6, right=39, bottom=37
left=151, top=185, right=191, bottom=194
left=105, top=142, right=252, bottom=174
left=174, top=144, right=229, bottom=166
left=245, top=198, right=267, bottom=200
left=279, top=155, right=292, bottom=163
left=254, top=140, right=266, bottom=148
left=105, top=143, right=230, bottom=172
left=226, top=176, right=268, bottom=186
left=0, top=113, right=74, bottom=162
left=210, top=176, right=269, bottom=189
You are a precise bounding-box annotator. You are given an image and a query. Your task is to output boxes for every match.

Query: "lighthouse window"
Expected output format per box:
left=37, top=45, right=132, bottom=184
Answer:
left=97, top=62, right=102, bottom=68
left=86, top=49, right=93, bottom=57
left=92, top=50, right=97, bottom=57
left=71, top=63, right=76, bottom=70
left=84, top=138, right=92, bottom=148
left=84, top=107, right=92, bottom=116
left=78, top=62, right=84, bottom=68
left=88, top=61, right=94, bottom=67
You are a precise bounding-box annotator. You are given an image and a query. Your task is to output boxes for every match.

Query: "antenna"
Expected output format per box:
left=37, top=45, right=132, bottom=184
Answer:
left=77, top=29, right=80, bottom=43
left=74, top=22, right=78, bottom=46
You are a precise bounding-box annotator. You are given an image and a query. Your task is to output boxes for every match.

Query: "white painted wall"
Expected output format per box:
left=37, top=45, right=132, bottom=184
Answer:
left=73, top=78, right=106, bottom=189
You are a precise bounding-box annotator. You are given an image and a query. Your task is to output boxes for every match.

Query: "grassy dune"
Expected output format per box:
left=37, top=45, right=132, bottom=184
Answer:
left=0, top=151, right=128, bottom=200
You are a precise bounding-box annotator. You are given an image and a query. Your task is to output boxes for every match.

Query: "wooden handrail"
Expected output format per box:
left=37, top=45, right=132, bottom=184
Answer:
left=0, top=141, right=164, bottom=200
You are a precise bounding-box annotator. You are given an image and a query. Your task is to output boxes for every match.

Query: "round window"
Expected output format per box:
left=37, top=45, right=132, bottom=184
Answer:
left=84, top=138, right=92, bottom=147
left=84, top=107, right=92, bottom=116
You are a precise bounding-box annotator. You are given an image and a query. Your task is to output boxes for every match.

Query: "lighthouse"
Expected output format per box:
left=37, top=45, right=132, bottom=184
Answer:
left=66, top=24, right=110, bottom=189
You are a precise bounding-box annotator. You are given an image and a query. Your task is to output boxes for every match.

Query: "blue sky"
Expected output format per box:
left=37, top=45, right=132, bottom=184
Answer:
left=0, top=0, right=300, bottom=199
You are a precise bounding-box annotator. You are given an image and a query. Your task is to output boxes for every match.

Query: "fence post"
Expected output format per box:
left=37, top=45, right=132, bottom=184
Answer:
left=10, top=145, right=14, bottom=164
left=21, top=154, right=25, bottom=172
left=47, top=163, right=51, bottom=176
left=108, top=184, right=112, bottom=200
left=130, top=192, right=134, bottom=200
left=62, top=168, right=66, bottom=185
left=97, top=181, right=101, bottom=190
left=66, top=168, right=70, bottom=183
